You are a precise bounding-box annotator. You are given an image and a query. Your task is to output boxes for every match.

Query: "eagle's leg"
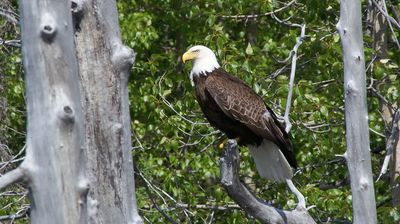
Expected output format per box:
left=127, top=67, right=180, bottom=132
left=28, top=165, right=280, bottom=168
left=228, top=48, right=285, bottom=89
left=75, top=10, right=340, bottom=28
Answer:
left=219, top=137, right=241, bottom=149
left=286, top=179, right=306, bottom=210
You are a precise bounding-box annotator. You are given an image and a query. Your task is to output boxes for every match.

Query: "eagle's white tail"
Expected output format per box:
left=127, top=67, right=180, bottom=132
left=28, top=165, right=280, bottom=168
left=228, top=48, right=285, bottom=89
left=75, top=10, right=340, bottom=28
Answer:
left=248, top=139, right=306, bottom=209
left=248, top=139, right=293, bottom=183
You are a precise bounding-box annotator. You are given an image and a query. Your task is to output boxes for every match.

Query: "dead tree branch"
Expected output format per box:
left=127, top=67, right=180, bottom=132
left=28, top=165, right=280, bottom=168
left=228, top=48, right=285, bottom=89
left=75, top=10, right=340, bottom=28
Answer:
left=270, top=14, right=306, bottom=133
left=219, top=140, right=316, bottom=224
left=218, top=0, right=296, bottom=20
left=377, top=109, right=400, bottom=181
left=371, top=0, right=400, bottom=50
left=0, top=167, right=25, bottom=191
left=0, top=7, right=19, bottom=25
left=0, top=207, right=28, bottom=222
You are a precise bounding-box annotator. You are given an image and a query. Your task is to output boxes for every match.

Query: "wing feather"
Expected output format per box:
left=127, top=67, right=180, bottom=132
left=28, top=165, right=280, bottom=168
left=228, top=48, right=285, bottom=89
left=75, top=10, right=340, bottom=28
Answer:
left=205, top=70, right=297, bottom=167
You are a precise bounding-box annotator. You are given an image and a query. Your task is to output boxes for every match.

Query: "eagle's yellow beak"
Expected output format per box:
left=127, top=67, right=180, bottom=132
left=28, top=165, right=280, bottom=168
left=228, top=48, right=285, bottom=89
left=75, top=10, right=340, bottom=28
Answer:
left=182, top=51, right=197, bottom=63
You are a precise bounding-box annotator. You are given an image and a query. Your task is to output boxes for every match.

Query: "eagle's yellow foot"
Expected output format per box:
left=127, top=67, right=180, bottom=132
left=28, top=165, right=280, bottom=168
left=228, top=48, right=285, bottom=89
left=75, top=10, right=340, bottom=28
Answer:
left=219, top=137, right=240, bottom=149
left=218, top=140, right=226, bottom=150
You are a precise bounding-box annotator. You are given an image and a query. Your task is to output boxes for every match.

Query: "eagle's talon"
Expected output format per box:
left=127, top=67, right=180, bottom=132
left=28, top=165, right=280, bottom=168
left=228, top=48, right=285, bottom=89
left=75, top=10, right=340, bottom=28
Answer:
left=219, top=137, right=240, bottom=149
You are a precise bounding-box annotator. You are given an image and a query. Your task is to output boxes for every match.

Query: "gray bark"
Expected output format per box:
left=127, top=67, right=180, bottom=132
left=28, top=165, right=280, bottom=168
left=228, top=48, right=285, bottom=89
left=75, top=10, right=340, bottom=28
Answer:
left=337, top=1, right=377, bottom=223
left=220, top=140, right=316, bottom=224
left=3, top=0, right=88, bottom=223
left=389, top=110, right=400, bottom=205
left=370, top=0, right=388, bottom=57
left=72, top=0, right=142, bottom=223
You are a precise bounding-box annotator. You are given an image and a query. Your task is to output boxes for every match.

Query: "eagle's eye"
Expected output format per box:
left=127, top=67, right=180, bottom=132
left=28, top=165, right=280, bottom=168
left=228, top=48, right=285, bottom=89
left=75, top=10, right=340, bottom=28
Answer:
left=192, top=49, right=200, bottom=53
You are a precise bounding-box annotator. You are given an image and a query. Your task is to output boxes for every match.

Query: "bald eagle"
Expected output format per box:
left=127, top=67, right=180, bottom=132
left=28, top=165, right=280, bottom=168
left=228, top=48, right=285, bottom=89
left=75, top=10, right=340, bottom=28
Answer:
left=182, top=45, right=305, bottom=209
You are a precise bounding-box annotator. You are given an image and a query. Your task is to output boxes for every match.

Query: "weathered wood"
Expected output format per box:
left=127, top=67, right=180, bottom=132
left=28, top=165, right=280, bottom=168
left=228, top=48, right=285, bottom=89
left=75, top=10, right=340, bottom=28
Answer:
left=337, top=0, right=377, bottom=223
left=72, top=0, right=142, bottom=223
left=220, top=140, right=315, bottom=224
left=18, top=0, right=88, bottom=223
left=390, top=110, right=400, bottom=205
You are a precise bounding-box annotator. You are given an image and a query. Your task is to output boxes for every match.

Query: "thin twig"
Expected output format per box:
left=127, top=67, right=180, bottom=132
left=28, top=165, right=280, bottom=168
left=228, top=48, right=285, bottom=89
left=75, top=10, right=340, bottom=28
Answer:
left=158, top=72, right=207, bottom=125
left=142, top=203, right=241, bottom=211
left=371, top=0, right=400, bottom=30
left=0, top=208, right=28, bottom=221
left=135, top=164, right=194, bottom=220
left=141, top=174, right=178, bottom=224
left=368, top=86, right=394, bottom=111
left=0, top=7, right=19, bottom=25
left=219, top=0, right=296, bottom=19
left=388, top=0, right=400, bottom=24
left=0, top=144, right=26, bottom=171
left=371, top=0, right=400, bottom=50
left=272, top=16, right=306, bottom=133
left=0, top=38, right=21, bottom=48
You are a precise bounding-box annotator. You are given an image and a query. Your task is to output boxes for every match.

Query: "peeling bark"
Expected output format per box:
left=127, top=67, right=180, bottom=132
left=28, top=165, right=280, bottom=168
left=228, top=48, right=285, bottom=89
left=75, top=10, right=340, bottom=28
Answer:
left=18, top=0, right=88, bottom=223
left=389, top=110, right=400, bottom=205
left=369, top=0, right=388, bottom=57
left=72, top=0, right=142, bottom=223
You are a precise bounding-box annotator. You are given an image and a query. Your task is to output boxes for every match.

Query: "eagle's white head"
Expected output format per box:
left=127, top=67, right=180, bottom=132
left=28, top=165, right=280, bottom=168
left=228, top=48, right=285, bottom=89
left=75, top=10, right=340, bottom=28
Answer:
left=182, top=45, right=220, bottom=82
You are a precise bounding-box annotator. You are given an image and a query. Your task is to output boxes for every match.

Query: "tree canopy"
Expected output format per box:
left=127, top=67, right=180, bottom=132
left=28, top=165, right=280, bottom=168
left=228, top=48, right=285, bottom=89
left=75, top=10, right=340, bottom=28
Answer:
left=1, top=0, right=399, bottom=223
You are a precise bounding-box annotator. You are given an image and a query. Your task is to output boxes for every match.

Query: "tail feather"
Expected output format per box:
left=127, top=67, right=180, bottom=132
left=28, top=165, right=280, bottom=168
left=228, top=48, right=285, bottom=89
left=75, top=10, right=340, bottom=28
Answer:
left=248, top=139, right=293, bottom=183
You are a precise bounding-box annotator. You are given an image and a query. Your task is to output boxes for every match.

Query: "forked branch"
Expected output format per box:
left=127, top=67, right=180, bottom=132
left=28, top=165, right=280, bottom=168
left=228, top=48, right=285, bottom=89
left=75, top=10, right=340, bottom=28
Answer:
left=0, top=166, right=25, bottom=191
left=219, top=140, right=315, bottom=224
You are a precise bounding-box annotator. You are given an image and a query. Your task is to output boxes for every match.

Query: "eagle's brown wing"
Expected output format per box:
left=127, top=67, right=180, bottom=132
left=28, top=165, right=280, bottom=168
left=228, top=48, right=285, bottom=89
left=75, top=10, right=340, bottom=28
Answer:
left=205, top=69, right=297, bottom=167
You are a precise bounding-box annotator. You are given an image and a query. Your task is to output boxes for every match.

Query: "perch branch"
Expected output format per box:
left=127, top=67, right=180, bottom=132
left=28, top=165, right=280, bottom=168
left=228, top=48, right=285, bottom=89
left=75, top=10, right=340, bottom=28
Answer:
left=0, top=167, right=25, bottom=191
left=219, top=140, right=316, bottom=224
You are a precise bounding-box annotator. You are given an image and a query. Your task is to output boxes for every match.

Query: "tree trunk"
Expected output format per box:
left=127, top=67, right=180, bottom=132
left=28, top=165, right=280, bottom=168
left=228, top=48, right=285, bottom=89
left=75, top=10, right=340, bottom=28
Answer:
left=72, top=0, right=143, bottom=223
left=390, top=111, right=400, bottom=205
left=368, top=0, right=400, bottom=207
left=18, top=0, right=88, bottom=223
left=0, top=72, right=9, bottom=161
left=337, top=0, right=377, bottom=223
left=370, top=0, right=388, bottom=58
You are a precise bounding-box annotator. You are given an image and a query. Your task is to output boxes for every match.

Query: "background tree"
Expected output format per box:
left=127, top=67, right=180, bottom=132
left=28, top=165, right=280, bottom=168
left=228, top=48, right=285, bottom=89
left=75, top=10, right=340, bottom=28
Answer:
left=0, top=0, right=88, bottom=223
left=337, top=0, right=377, bottom=223
left=0, top=0, right=142, bottom=223
left=72, top=0, right=142, bottom=223
left=1, top=0, right=400, bottom=223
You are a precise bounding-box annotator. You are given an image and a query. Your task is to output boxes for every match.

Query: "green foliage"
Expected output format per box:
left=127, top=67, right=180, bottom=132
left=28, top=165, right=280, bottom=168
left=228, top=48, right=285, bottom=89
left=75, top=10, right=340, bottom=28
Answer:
left=117, top=0, right=400, bottom=222
left=0, top=1, right=28, bottom=223
left=1, top=0, right=400, bottom=223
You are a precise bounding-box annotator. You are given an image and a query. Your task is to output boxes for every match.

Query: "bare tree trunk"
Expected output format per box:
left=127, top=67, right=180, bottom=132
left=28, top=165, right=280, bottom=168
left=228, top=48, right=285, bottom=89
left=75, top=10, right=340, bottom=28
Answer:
left=0, top=72, right=8, bottom=160
left=370, top=0, right=388, bottom=58
left=368, top=0, right=400, bottom=207
left=337, top=1, right=377, bottom=223
left=0, top=0, right=88, bottom=223
left=72, top=0, right=142, bottom=223
left=389, top=111, right=400, bottom=205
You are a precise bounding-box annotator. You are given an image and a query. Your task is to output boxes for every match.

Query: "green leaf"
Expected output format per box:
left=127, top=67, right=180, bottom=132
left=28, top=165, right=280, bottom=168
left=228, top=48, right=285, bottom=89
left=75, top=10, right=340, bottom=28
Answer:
left=245, top=42, right=253, bottom=55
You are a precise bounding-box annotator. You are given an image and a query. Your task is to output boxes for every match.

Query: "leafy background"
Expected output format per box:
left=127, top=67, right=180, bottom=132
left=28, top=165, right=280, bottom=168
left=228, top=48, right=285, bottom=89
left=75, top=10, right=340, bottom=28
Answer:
left=1, top=0, right=399, bottom=223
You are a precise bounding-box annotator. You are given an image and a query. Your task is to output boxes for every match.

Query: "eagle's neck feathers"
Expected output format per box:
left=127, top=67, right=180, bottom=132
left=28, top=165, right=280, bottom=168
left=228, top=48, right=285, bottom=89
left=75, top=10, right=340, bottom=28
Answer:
left=190, top=57, right=220, bottom=85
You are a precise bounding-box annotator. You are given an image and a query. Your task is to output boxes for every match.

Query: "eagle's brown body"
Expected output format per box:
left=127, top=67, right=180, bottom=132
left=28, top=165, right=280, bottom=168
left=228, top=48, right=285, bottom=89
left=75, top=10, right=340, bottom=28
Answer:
left=182, top=45, right=305, bottom=208
left=193, top=68, right=297, bottom=168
